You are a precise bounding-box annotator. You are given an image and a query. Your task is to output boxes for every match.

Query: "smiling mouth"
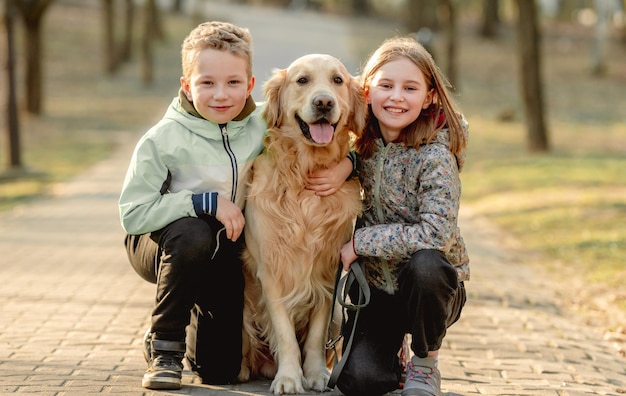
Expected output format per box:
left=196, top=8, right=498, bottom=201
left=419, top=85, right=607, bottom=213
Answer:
left=384, top=107, right=406, bottom=113
left=296, top=114, right=337, bottom=144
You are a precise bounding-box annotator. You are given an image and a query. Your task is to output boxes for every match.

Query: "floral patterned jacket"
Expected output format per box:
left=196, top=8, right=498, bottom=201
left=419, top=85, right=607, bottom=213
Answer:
left=353, top=119, right=470, bottom=294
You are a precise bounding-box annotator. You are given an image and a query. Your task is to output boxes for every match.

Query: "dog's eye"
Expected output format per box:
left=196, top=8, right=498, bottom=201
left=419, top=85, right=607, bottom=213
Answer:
left=333, top=76, right=344, bottom=85
left=297, top=77, right=309, bottom=85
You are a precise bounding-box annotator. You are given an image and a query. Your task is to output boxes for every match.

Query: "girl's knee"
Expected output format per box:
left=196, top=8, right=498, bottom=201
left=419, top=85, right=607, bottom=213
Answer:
left=403, top=249, right=458, bottom=288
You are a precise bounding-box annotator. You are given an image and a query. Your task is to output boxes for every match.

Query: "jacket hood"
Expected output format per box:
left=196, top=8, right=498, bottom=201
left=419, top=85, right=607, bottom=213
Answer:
left=431, top=127, right=467, bottom=172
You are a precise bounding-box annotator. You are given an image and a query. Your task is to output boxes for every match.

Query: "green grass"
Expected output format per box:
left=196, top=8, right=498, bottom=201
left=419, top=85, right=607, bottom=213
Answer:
left=460, top=115, right=626, bottom=314
left=0, top=127, right=113, bottom=211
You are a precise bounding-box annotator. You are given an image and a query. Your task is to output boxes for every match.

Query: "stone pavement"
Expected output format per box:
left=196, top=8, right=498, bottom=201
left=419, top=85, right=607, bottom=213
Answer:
left=1, top=2, right=625, bottom=396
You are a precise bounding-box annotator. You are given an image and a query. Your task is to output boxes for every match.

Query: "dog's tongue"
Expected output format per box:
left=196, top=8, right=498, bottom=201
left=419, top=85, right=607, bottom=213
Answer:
left=309, top=123, right=334, bottom=144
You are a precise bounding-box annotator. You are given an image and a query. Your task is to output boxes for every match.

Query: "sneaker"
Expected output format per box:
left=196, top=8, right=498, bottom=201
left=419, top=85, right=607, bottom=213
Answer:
left=142, top=339, right=185, bottom=390
left=401, top=356, right=441, bottom=396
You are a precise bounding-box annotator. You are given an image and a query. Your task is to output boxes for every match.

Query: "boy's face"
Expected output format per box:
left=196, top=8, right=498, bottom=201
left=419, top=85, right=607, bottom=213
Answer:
left=181, top=48, right=254, bottom=124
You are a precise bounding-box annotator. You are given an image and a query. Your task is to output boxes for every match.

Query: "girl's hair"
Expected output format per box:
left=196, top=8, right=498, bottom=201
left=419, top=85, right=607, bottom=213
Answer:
left=181, top=21, right=253, bottom=80
left=357, top=36, right=466, bottom=159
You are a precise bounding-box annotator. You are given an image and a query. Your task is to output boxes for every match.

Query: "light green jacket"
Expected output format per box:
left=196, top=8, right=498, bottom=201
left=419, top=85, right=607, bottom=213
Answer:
left=119, top=95, right=266, bottom=235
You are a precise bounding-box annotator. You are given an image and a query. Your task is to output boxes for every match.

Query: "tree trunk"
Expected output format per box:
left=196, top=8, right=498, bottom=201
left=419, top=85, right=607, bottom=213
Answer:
left=480, top=0, right=499, bottom=38
left=102, top=0, right=117, bottom=73
left=120, top=0, right=134, bottom=63
left=141, top=0, right=155, bottom=85
left=3, top=0, right=22, bottom=169
left=440, top=0, right=458, bottom=90
left=515, top=0, right=549, bottom=152
left=591, top=0, right=609, bottom=76
left=405, top=0, right=438, bottom=58
left=14, top=0, right=54, bottom=115
left=23, top=19, right=42, bottom=113
left=352, top=0, right=369, bottom=16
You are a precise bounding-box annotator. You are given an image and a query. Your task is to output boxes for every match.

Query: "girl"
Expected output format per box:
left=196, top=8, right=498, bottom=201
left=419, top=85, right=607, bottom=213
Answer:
left=337, top=36, right=470, bottom=396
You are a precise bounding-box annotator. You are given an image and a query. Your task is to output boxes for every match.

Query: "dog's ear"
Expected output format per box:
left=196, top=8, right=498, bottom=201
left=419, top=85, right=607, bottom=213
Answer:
left=346, top=76, right=367, bottom=137
left=263, top=68, right=287, bottom=128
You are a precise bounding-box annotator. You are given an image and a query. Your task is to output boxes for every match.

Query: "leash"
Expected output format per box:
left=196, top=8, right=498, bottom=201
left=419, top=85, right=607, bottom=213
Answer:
left=326, top=261, right=370, bottom=390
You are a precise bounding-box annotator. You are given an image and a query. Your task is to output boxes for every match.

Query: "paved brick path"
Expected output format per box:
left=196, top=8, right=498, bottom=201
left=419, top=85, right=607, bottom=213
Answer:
left=1, top=2, right=624, bottom=396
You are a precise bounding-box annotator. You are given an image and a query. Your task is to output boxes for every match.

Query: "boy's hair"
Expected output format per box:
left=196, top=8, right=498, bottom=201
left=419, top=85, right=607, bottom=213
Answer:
left=181, top=21, right=253, bottom=80
left=357, top=36, right=466, bottom=158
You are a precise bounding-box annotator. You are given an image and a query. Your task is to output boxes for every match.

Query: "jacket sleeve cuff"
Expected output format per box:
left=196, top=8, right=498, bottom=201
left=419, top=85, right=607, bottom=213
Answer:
left=347, top=150, right=358, bottom=180
left=192, top=192, right=218, bottom=216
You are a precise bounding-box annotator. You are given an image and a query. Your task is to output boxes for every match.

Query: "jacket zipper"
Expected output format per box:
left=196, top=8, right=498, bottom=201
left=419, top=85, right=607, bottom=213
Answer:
left=374, top=143, right=395, bottom=294
left=219, top=124, right=238, bottom=202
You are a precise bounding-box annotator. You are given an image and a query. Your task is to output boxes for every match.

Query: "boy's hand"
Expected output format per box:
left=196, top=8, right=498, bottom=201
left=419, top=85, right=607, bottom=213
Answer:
left=215, top=195, right=245, bottom=241
left=306, top=157, right=353, bottom=196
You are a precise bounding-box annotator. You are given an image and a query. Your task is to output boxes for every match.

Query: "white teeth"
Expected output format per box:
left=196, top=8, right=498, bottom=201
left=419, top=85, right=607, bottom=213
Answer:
left=385, top=107, right=405, bottom=113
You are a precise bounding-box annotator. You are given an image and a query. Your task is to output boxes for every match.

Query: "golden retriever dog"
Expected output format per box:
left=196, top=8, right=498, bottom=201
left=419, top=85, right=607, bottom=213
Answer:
left=237, top=54, right=366, bottom=394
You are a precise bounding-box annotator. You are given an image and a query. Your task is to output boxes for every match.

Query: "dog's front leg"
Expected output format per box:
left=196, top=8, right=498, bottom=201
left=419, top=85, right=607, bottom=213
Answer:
left=238, top=326, right=252, bottom=382
left=263, top=284, right=306, bottom=394
left=302, top=299, right=331, bottom=391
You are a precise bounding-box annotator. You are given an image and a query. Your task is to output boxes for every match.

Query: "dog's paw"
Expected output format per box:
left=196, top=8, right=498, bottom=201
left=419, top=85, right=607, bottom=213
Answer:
left=237, top=365, right=251, bottom=383
left=305, top=370, right=330, bottom=392
left=270, top=372, right=306, bottom=394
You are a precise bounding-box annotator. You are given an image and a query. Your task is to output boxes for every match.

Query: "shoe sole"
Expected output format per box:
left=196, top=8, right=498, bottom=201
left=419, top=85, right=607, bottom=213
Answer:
left=142, top=365, right=182, bottom=390
left=142, top=376, right=182, bottom=390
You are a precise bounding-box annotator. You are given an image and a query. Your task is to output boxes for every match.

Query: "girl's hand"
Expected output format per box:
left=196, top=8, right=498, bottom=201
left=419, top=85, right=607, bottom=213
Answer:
left=340, top=238, right=358, bottom=271
left=306, top=157, right=353, bottom=196
left=215, top=195, right=245, bottom=241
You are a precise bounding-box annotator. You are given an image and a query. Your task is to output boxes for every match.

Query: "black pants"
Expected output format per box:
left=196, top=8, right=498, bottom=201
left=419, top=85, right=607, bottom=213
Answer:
left=336, top=249, right=466, bottom=396
left=125, top=216, right=244, bottom=384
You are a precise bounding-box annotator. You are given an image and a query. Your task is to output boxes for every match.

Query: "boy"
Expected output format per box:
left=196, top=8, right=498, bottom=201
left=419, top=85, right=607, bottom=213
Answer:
left=119, top=21, right=263, bottom=390
left=119, top=21, right=354, bottom=390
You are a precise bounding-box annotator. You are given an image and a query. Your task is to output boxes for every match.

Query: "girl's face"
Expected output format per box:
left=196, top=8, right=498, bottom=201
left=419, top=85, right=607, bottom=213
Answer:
left=366, top=57, right=433, bottom=143
left=180, top=48, right=254, bottom=124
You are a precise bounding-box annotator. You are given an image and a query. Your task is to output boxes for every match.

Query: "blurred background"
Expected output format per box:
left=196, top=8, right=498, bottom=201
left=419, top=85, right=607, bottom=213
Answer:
left=1, top=0, right=625, bottom=353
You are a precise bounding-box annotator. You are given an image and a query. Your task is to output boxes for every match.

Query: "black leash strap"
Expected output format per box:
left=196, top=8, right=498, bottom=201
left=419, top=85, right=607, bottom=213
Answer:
left=326, top=261, right=370, bottom=390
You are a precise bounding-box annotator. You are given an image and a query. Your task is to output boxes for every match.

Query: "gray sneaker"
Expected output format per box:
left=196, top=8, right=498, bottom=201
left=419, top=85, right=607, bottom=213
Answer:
left=142, top=339, right=185, bottom=390
left=401, top=356, right=441, bottom=396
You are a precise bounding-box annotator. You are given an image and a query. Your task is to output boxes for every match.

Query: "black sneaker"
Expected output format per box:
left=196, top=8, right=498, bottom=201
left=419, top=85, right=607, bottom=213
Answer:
left=142, top=339, right=185, bottom=390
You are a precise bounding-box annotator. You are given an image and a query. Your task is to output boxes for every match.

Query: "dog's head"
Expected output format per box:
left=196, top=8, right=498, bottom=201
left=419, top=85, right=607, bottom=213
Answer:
left=263, top=54, right=366, bottom=146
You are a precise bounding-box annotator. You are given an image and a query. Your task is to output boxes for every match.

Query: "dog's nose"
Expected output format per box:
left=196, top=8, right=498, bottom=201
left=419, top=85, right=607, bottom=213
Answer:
left=314, top=94, right=334, bottom=112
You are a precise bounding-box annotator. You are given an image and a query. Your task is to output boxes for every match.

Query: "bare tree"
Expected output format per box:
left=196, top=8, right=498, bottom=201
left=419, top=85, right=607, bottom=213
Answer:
left=352, top=0, right=370, bottom=16
left=3, top=0, right=22, bottom=170
left=405, top=0, right=438, bottom=57
left=591, top=0, right=610, bottom=76
left=172, top=0, right=183, bottom=13
left=14, top=0, right=54, bottom=114
left=440, top=0, right=458, bottom=89
left=141, top=0, right=156, bottom=85
left=120, top=0, right=134, bottom=63
left=102, top=0, right=117, bottom=73
left=102, top=0, right=135, bottom=73
left=515, top=0, right=549, bottom=152
left=480, top=0, right=499, bottom=38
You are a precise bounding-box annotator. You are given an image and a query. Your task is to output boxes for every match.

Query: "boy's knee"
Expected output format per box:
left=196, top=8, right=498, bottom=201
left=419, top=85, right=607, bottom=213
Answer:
left=162, top=217, right=216, bottom=260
